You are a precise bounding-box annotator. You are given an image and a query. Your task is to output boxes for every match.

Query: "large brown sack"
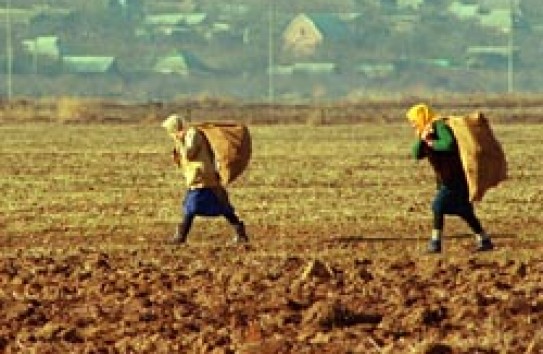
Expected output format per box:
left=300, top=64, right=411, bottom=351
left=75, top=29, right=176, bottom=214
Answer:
left=445, top=112, right=507, bottom=202
left=196, top=122, right=252, bottom=185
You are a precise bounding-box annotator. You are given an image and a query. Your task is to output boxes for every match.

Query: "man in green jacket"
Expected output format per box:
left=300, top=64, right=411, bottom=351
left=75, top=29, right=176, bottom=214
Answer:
left=406, top=104, right=494, bottom=253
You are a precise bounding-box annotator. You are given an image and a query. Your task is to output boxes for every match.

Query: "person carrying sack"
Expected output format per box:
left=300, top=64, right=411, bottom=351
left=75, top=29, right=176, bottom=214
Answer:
left=406, top=103, right=494, bottom=253
left=161, top=114, right=249, bottom=245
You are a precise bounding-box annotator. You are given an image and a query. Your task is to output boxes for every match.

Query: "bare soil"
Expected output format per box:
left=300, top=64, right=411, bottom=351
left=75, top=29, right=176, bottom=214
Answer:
left=0, top=111, right=542, bottom=353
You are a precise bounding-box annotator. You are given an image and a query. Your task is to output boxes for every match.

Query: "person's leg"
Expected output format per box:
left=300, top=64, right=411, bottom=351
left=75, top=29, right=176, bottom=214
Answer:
left=458, top=206, right=493, bottom=251
left=171, top=191, right=198, bottom=244
left=458, top=207, right=483, bottom=234
left=223, top=208, right=248, bottom=243
left=221, top=200, right=248, bottom=244
left=433, top=211, right=444, bottom=231
left=209, top=186, right=248, bottom=243
left=428, top=213, right=443, bottom=253
left=449, top=184, right=493, bottom=252
left=429, top=187, right=448, bottom=253
left=223, top=209, right=240, bottom=225
left=172, top=213, right=194, bottom=244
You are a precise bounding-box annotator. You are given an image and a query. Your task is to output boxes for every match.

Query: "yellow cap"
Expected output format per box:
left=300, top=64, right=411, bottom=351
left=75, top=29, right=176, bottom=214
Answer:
left=406, top=103, right=437, bottom=135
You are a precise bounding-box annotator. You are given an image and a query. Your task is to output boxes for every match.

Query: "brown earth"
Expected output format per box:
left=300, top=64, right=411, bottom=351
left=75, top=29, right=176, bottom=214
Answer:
left=0, top=107, right=542, bottom=353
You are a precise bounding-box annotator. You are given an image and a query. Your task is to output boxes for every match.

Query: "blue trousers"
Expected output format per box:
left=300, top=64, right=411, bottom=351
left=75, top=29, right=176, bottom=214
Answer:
left=181, top=188, right=240, bottom=230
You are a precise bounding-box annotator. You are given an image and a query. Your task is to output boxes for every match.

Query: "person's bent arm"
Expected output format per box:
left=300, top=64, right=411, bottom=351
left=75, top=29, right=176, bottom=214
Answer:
left=183, top=128, right=202, bottom=160
left=428, top=120, right=454, bottom=152
left=412, top=140, right=427, bottom=160
left=172, top=148, right=181, bottom=167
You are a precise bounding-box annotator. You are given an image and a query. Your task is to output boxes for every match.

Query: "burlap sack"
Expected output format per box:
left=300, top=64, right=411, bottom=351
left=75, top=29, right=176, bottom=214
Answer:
left=445, top=112, right=507, bottom=202
left=196, top=122, right=252, bottom=184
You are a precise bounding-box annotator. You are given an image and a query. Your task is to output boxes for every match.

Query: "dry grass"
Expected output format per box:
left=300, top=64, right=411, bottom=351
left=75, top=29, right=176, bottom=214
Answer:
left=0, top=121, right=541, bottom=254
left=2, top=93, right=543, bottom=124
left=56, top=97, right=88, bottom=123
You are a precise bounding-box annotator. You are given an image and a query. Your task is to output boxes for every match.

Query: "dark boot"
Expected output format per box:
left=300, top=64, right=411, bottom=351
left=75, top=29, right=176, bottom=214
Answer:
left=170, top=221, right=190, bottom=244
left=427, top=229, right=442, bottom=254
left=427, top=239, right=442, bottom=253
left=232, top=222, right=249, bottom=244
left=476, top=237, right=494, bottom=252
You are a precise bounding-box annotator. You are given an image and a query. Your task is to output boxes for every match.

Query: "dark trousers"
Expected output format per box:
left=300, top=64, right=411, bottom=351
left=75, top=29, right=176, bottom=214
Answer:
left=432, top=184, right=483, bottom=234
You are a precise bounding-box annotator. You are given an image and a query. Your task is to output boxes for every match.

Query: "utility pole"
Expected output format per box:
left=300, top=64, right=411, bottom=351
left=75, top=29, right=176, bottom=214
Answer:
left=33, top=41, right=38, bottom=74
left=507, top=0, right=514, bottom=93
left=267, top=2, right=275, bottom=104
left=6, top=0, right=13, bottom=100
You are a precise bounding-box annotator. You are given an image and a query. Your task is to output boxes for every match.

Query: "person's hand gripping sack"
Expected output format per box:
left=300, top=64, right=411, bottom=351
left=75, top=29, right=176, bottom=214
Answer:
left=421, top=125, right=434, bottom=148
left=172, top=148, right=180, bottom=167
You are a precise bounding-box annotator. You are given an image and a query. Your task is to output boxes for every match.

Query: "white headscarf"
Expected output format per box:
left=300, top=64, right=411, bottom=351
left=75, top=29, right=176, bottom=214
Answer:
left=161, top=114, right=186, bottom=135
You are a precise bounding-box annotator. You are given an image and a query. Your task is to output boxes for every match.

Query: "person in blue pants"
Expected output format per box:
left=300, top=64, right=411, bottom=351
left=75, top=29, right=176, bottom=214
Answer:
left=161, top=114, right=248, bottom=244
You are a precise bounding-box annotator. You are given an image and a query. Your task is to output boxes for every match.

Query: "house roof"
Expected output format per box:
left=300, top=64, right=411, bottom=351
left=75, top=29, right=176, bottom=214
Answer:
left=466, top=46, right=519, bottom=56
left=414, top=58, right=452, bottom=68
left=292, top=62, right=337, bottom=73
left=22, top=36, right=61, bottom=56
left=144, top=13, right=207, bottom=26
left=305, top=13, right=351, bottom=39
left=479, top=9, right=512, bottom=31
left=356, top=62, right=395, bottom=78
left=217, top=4, right=250, bottom=16
left=32, top=36, right=59, bottom=47
left=397, top=0, right=424, bottom=10
left=0, top=8, right=38, bottom=25
left=448, top=2, right=514, bottom=32
left=32, top=5, right=74, bottom=17
left=146, top=0, right=197, bottom=13
left=479, top=0, right=519, bottom=10
left=153, top=50, right=208, bottom=74
left=448, top=2, right=479, bottom=19
left=62, top=56, right=117, bottom=73
left=268, top=65, right=295, bottom=75
left=153, top=55, right=189, bottom=74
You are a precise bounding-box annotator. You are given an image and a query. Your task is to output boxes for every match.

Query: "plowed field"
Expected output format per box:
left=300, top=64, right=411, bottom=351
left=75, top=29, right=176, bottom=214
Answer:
left=1, top=121, right=542, bottom=353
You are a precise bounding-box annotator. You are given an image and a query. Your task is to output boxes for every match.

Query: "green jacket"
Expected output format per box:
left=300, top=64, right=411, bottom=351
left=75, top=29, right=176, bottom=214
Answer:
left=412, top=120, right=467, bottom=190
